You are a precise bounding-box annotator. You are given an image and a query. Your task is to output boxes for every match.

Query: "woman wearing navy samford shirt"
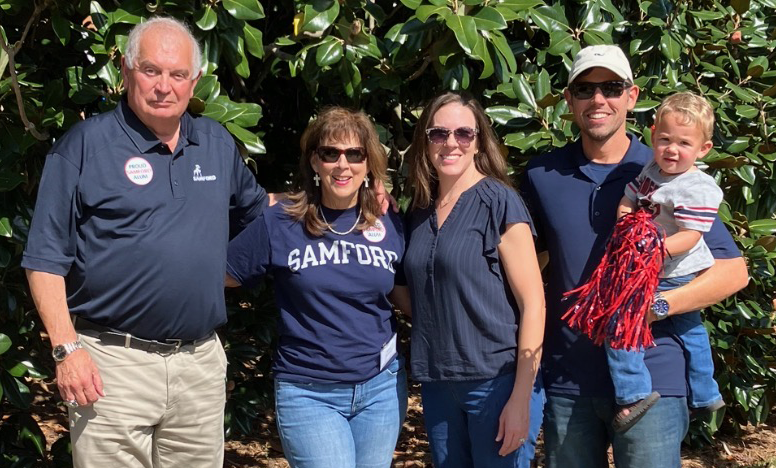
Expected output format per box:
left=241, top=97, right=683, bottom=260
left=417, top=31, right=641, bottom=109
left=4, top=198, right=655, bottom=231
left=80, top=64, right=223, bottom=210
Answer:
left=226, top=108, right=410, bottom=468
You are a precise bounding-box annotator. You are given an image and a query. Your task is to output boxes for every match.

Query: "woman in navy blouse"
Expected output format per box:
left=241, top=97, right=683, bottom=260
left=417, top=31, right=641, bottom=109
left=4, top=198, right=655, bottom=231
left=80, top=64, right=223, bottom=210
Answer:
left=403, top=92, right=546, bottom=468
left=226, top=108, right=410, bottom=468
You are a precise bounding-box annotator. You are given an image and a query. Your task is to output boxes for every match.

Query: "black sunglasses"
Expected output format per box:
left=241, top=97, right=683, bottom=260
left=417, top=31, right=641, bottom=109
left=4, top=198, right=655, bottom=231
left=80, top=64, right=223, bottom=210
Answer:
left=568, top=80, right=631, bottom=100
left=315, top=146, right=367, bottom=163
left=425, top=126, right=479, bottom=146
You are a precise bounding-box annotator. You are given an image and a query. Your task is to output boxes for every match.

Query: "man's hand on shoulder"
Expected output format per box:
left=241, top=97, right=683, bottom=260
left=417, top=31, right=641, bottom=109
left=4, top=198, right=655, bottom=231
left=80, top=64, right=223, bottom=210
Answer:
left=57, top=348, right=105, bottom=407
left=373, top=179, right=399, bottom=214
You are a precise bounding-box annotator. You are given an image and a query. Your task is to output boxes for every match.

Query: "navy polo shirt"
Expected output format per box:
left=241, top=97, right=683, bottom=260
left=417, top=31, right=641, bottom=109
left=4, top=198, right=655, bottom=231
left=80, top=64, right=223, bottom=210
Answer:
left=227, top=204, right=404, bottom=383
left=22, top=99, right=267, bottom=340
left=520, top=135, right=741, bottom=398
left=404, top=178, right=535, bottom=381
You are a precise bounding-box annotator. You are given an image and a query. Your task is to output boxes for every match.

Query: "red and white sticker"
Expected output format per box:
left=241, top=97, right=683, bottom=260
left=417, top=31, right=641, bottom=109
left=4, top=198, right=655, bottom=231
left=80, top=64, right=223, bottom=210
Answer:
left=363, top=219, right=387, bottom=243
left=124, top=157, right=153, bottom=186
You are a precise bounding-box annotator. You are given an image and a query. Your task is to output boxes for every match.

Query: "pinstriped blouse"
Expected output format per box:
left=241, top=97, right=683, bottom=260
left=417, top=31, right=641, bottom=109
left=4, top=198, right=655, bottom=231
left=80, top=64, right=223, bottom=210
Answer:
left=404, top=177, right=535, bottom=382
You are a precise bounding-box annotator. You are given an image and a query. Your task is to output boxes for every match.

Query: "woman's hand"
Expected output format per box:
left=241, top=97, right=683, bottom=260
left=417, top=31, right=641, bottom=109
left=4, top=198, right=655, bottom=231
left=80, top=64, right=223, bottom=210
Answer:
left=495, top=395, right=530, bottom=456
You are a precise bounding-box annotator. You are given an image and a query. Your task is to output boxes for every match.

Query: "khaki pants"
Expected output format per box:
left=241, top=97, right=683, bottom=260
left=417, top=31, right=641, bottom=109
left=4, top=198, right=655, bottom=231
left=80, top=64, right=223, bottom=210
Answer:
left=69, top=333, right=227, bottom=468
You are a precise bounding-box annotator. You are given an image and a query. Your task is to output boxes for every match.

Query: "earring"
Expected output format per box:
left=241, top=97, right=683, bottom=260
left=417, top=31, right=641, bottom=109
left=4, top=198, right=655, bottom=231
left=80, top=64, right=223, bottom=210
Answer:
left=314, top=173, right=320, bottom=186
left=364, top=175, right=369, bottom=188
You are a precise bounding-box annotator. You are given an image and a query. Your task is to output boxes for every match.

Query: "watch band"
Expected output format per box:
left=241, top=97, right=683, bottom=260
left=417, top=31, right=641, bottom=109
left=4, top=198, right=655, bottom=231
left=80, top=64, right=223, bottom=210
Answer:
left=52, top=340, right=83, bottom=362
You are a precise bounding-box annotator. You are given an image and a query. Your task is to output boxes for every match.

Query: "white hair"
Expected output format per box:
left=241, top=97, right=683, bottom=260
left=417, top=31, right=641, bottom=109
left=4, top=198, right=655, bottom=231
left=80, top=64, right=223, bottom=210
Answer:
left=124, top=17, right=202, bottom=80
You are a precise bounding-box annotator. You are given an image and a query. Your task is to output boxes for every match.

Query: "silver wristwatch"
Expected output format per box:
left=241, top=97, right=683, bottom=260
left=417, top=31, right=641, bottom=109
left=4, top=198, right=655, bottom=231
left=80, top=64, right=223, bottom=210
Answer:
left=651, top=292, right=670, bottom=321
left=52, top=340, right=83, bottom=362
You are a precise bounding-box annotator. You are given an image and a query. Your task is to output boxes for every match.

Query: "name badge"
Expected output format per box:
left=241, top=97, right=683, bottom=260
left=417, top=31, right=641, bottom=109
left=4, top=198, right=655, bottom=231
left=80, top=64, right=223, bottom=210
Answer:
left=379, top=333, right=397, bottom=371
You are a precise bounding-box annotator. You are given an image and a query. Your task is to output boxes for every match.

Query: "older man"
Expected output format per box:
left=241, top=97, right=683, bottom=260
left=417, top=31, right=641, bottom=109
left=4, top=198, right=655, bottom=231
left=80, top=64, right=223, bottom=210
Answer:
left=22, top=17, right=267, bottom=467
left=521, top=45, right=748, bottom=467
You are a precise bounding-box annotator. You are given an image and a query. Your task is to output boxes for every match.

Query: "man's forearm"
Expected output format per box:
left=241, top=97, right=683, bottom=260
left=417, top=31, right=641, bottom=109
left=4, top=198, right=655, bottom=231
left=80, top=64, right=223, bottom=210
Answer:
left=662, top=257, right=748, bottom=316
left=26, top=270, right=77, bottom=346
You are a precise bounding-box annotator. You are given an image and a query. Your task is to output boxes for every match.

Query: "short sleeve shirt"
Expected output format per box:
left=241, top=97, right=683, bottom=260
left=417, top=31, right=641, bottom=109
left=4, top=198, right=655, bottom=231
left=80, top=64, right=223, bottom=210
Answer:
left=404, top=178, right=535, bottom=381
left=227, top=204, right=404, bottom=384
left=22, top=100, right=267, bottom=340
left=521, top=135, right=740, bottom=398
left=624, top=160, right=723, bottom=277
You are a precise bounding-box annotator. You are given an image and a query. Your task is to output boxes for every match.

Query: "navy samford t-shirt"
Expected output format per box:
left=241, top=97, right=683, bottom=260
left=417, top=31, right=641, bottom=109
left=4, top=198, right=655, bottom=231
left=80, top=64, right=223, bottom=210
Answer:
left=227, top=203, right=404, bottom=384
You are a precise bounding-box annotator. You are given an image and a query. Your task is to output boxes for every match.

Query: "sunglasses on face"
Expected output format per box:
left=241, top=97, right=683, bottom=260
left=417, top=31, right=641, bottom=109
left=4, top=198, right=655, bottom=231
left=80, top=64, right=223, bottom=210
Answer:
left=315, top=146, right=367, bottom=163
left=568, top=80, right=631, bottom=100
left=425, top=127, right=478, bottom=146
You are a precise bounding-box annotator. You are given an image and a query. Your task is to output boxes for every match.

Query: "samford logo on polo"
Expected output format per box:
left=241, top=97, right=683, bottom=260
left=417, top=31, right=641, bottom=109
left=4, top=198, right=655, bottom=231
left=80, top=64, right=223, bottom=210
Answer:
left=193, top=164, right=217, bottom=182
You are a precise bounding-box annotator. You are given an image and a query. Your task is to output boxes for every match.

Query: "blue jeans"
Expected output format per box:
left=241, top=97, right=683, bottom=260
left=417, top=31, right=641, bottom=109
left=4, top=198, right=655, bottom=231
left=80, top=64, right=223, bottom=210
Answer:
left=420, top=372, right=545, bottom=468
left=274, top=357, right=407, bottom=468
left=606, top=274, right=722, bottom=407
left=544, top=394, right=689, bottom=468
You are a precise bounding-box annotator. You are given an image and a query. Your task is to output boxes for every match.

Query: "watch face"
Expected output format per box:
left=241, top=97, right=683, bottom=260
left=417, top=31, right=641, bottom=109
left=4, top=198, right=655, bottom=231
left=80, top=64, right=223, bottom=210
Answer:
left=52, top=345, right=67, bottom=361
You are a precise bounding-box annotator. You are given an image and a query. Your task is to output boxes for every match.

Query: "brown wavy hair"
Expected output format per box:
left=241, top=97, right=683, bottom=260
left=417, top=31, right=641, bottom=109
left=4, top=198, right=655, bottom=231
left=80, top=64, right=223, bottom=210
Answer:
left=407, top=92, right=511, bottom=210
left=284, top=107, right=388, bottom=237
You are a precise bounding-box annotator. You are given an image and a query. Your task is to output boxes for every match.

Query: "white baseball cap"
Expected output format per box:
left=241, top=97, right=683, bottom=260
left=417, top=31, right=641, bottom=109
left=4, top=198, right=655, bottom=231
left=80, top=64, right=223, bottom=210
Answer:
left=568, top=45, right=634, bottom=85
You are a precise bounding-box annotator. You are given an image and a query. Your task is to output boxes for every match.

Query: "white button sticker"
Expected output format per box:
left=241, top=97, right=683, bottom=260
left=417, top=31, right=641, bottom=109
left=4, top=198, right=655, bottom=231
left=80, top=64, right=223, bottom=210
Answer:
left=124, top=157, right=153, bottom=186
left=363, top=219, right=387, bottom=243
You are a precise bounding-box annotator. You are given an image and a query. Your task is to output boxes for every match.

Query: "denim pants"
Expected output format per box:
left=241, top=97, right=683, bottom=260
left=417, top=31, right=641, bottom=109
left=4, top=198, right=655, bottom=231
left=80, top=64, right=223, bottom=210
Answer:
left=543, top=394, right=689, bottom=468
left=274, top=357, right=407, bottom=468
left=420, top=372, right=545, bottom=468
left=605, top=274, right=722, bottom=407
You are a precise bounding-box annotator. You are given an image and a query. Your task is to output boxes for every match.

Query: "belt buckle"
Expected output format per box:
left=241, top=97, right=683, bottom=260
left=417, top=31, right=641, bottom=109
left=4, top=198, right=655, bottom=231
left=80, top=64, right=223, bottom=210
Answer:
left=165, top=339, right=183, bottom=352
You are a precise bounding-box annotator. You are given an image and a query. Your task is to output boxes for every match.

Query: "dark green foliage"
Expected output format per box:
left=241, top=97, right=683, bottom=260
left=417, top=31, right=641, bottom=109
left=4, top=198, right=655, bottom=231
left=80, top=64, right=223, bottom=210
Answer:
left=1, top=0, right=774, bottom=463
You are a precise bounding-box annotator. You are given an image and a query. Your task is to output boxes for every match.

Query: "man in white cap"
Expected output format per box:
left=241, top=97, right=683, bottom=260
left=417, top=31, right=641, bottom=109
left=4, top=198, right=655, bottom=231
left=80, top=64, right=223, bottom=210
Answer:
left=520, top=45, right=747, bottom=467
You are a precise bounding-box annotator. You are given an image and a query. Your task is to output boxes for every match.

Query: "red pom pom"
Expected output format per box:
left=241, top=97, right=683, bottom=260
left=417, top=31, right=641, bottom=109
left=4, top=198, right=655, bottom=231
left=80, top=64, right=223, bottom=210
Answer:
left=561, top=210, right=665, bottom=350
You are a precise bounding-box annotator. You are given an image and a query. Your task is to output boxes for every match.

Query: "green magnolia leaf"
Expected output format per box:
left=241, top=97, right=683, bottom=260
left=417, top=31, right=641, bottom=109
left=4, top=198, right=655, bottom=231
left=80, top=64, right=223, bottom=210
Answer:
left=735, top=105, right=759, bottom=119
left=222, top=0, right=265, bottom=20
left=195, top=5, right=218, bottom=31
left=95, top=60, right=120, bottom=88
left=749, top=219, right=776, bottom=235
left=485, top=105, right=534, bottom=125
left=244, top=23, right=265, bottom=59
left=0, top=217, right=12, bottom=237
left=0, top=371, right=32, bottom=408
left=399, top=0, right=422, bottom=9
left=232, top=103, right=263, bottom=128
left=725, top=81, right=756, bottom=103
left=633, top=100, right=660, bottom=112
left=689, top=10, right=725, bottom=20
left=548, top=30, right=574, bottom=55
left=194, top=75, right=219, bottom=101
left=659, top=32, right=682, bottom=61
left=339, top=60, right=362, bottom=98
left=226, top=123, right=266, bottom=154
left=746, top=56, right=768, bottom=78
left=111, top=5, right=144, bottom=25
left=302, top=0, right=340, bottom=33
left=471, top=36, right=494, bottom=79
left=17, top=414, right=46, bottom=456
left=446, top=15, right=479, bottom=55
left=51, top=15, right=70, bottom=46
left=473, top=7, right=507, bottom=31
left=733, top=165, right=756, bottom=185
left=202, top=96, right=230, bottom=122
left=497, top=0, right=544, bottom=11
left=512, top=75, right=536, bottom=109
left=534, top=69, right=551, bottom=101
left=494, top=6, right=521, bottom=21
left=0, top=334, right=10, bottom=355
left=488, top=31, right=517, bottom=74
left=504, top=131, right=543, bottom=149
left=731, top=0, right=750, bottom=14
left=415, top=5, right=450, bottom=22
left=531, top=5, right=569, bottom=33
left=315, top=37, right=343, bottom=67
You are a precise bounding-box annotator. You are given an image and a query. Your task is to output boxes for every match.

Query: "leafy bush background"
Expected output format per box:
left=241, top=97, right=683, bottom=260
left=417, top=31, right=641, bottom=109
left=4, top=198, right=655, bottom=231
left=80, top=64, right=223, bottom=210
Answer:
left=1, top=0, right=774, bottom=463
